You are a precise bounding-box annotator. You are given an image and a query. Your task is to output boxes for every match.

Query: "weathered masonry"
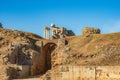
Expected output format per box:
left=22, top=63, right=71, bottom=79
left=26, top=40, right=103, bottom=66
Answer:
left=44, top=24, right=75, bottom=39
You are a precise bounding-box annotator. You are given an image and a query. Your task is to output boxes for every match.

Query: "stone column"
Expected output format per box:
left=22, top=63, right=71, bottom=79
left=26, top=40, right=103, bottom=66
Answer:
left=49, top=29, right=50, bottom=39
left=47, top=28, right=50, bottom=39
left=44, top=27, right=50, bottom=39
left=51, top=24, right=55, bottom=36
left=44, top=27, right=47, bottom=39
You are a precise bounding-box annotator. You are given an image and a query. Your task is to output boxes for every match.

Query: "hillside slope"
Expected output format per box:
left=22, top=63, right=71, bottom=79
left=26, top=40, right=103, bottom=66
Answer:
left=0, top=27, right=120, bottom=80
left=38, top=32, right=120, bottom=80
left=52, top=33, right=120, bottom=67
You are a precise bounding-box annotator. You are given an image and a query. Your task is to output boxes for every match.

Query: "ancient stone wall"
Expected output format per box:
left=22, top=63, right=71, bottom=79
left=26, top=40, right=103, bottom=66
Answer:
left=40, top=66, right=120, bottom=80
left=82, top=27, right=100, bottom=36
left=44, top=24, right=75, bottom=39
left=31, top=50, right=44, bottom=76
left=0, top=41, right=42, bottom=79
left=51, top=26, right=75, bottom=39
left=30, top=40, right=58, bottom=76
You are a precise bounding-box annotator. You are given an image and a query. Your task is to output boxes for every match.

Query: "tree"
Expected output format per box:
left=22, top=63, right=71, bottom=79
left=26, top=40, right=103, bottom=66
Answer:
left=0, top=23, right=3, bottom=28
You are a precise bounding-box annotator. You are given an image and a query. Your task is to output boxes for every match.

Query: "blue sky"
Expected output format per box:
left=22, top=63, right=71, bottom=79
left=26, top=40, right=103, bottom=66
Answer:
left=0, top=0, right=120, bottom=37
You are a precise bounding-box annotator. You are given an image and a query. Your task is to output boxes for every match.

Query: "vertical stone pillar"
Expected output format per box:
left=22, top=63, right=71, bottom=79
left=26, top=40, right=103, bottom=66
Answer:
left=51, top=24, right=55, bottom=36
left=44, top=27, right=46, bottom=38
left=49, top=29, right=50, bottom=39
left=44, top=27, right=50, bottom=39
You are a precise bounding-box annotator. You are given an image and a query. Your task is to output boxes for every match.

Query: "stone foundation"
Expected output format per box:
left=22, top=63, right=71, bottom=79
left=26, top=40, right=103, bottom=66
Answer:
left=40, top=66, right=120, bottom=80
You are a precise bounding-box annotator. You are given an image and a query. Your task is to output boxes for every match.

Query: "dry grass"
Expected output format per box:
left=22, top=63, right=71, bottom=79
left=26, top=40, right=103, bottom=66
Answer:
left=64, top=32, right=120, bottom=66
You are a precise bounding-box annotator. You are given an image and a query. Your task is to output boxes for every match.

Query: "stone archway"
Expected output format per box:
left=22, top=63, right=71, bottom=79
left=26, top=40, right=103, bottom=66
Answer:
left=31, top=39, right=67, bottom=76
left=43, top=42, right=57, bottom=72
left=31, top=41, right=58, bottom=76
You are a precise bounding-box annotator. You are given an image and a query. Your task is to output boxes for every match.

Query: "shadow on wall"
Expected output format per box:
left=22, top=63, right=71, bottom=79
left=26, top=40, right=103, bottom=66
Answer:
left=43, top=43, right=57, bottom=72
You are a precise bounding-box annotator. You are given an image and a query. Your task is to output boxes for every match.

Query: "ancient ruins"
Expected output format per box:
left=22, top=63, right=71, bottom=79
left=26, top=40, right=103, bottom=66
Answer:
left=82, top=27, right=100, bottom=35
left=0, top=23, right=120, bottom=80
left=44, top=27, right=50, bottom=39
left=44, top=24, right=75, bottom=39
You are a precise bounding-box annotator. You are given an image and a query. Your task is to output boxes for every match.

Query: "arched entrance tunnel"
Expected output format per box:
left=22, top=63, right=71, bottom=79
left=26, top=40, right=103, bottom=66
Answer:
left=43, top=42, right=57, bottom=72
left=32, top=39, right=67, bottom=76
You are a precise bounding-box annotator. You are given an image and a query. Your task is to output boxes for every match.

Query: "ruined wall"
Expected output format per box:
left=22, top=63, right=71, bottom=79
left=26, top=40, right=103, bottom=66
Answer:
left=31, top=40, right=58, bottom=76
left=40, top=66, right=120, bottom=80
left=31, top=41, right=45, bottom=76
left=50, top=24, right=75, bottom=39
left=31, top=50, right=42, bottom=76
left=0, top=28, right=43, bottom=79
left=82, top=27, right=100, bottom=36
